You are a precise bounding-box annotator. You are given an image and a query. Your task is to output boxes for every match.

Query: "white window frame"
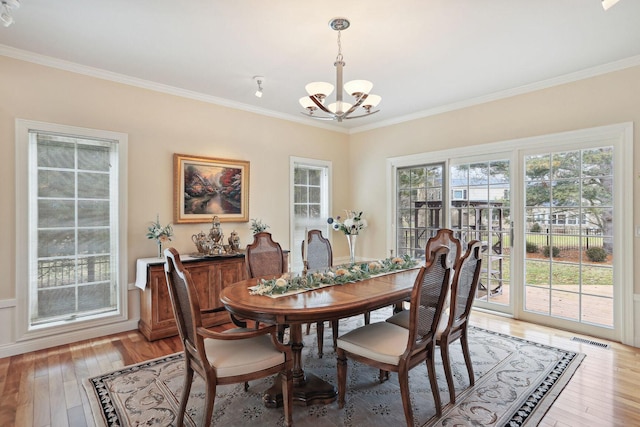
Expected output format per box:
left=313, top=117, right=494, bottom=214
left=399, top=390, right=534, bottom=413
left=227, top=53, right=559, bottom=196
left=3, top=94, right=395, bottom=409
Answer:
left=289, top=157, right=332, bottom=273
left=15, top=119, right=128, bottom=341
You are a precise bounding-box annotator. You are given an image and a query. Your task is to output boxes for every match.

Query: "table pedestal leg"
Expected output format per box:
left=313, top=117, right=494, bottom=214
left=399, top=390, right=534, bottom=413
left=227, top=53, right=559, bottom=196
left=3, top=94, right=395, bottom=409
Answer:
left=262, top=323, right=337, bottom=407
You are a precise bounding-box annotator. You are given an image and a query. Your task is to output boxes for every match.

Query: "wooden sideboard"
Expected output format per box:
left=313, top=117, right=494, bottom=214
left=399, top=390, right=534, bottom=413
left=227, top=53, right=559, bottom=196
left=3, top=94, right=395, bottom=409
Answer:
left=138, top=254, right=247, bottom=341
left=137, top=251, right=289, bottom=341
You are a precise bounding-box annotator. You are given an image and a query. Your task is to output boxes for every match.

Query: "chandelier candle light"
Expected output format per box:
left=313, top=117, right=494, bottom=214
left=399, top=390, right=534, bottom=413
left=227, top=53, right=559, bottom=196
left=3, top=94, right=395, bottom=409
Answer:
left=299, top=18, right=381, bottom=122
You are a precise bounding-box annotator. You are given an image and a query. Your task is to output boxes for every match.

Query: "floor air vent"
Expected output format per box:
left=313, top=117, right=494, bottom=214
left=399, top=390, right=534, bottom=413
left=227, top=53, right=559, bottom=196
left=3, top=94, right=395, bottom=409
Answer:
left=570, top=336, right=610, bottom=349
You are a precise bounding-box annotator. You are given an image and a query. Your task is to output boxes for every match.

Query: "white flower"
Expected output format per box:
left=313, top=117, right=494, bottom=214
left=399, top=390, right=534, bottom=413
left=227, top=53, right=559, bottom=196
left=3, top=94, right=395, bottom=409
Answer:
left=327, top=210, right=367, bottom=235
left=275, top=278, right=288, bottom=288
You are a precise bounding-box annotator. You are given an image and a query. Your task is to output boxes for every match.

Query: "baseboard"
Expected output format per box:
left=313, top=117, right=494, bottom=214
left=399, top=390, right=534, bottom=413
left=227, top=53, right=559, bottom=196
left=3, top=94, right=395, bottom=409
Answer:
left=0, top=319, right=140, bottom=358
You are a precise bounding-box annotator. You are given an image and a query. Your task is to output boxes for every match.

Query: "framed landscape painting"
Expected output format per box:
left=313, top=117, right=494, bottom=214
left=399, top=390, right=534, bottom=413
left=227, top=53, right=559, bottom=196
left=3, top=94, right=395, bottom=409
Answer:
left=174, top=153, right=250, bottom=223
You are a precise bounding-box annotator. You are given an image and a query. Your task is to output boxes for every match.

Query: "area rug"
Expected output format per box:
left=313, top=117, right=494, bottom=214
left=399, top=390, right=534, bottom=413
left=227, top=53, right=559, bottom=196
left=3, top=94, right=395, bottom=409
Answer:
left=84, top=311, right=584, bottom=427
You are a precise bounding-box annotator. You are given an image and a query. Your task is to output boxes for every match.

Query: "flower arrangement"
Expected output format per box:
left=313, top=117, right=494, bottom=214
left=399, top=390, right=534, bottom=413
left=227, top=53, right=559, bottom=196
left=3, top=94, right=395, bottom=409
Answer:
left=146, top=214, right=173, bottom=257
left=250, top=218, right=270, bottom=234
left=147, top=215, right=174, bottom=242
left=250, top=254, right=416, bottom=296
left=327, top=210, right=367, bottom=235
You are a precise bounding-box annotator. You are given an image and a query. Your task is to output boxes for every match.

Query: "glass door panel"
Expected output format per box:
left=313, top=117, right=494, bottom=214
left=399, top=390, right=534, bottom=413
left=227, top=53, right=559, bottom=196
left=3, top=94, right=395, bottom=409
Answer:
left=450, top=158, right=511, bottom=310
left=523, top=147, right=614, bottom=328
left=396, top=164, right=444, bottom=260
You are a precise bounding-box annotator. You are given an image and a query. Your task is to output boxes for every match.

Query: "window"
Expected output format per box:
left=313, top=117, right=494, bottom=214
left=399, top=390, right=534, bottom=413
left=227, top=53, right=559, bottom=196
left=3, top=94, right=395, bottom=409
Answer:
left=16, top=120, right=128, bottom=337
left=290, top=157, right=331, bottom=272
left=452, top=189, right=467, bottom=200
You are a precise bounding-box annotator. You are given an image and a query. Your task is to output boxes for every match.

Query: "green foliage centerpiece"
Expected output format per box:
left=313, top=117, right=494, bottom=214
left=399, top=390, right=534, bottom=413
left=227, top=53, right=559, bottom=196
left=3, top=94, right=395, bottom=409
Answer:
left=250, top=254, right=417, bottom=296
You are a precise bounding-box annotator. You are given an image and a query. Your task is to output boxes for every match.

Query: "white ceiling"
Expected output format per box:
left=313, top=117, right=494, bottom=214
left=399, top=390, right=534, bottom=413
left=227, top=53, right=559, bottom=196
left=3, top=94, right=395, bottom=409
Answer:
left=1, top=0, right=640, bottom=133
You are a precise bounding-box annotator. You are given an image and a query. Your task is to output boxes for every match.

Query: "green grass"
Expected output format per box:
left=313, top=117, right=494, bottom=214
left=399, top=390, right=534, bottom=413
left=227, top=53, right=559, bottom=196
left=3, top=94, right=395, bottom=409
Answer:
left=525, top=260, right=612, bottom=286
left=483, top=255, right=613, bottom=287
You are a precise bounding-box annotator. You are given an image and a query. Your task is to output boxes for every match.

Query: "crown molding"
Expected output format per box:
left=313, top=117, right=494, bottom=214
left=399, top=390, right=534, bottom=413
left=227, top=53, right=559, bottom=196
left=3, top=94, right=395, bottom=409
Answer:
left=0, top=44, right=348, bottom=134
left=2, top=44, right=638, bottom=136
left=349, top=54, right=640, bottom=134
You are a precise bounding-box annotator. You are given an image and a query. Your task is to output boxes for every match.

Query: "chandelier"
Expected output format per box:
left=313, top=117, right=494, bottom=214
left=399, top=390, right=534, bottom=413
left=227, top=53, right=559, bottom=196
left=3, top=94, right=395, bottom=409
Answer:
left=299, top=18, right=381, bottom=122
left=1, top=0, right=20, bottom=27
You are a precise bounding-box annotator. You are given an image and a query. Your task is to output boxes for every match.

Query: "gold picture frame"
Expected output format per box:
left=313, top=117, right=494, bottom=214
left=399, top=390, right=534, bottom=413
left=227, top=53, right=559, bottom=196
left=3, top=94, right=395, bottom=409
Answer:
left=174, top=153, right=250, bottom=223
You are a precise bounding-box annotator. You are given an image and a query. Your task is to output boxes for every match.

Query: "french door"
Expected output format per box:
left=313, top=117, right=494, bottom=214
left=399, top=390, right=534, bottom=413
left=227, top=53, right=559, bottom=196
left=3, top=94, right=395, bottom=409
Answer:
left=390, top=123, right=632, bottom=343
left=395, top=154, right=514, bottom=314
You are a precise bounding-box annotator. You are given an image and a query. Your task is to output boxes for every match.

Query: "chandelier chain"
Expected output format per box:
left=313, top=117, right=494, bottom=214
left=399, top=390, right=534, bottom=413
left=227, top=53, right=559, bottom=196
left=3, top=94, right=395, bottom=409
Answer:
left=335, top=30, right=344, bottom=63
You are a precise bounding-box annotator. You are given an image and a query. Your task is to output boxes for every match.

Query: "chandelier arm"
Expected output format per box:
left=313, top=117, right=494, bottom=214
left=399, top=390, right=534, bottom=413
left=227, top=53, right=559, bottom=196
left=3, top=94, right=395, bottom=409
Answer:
left=344, top=110, right=380, bottom=119
left=342, top=93, right=368, bottom=116
left=309, top=96, right=333, bottom=115
left=300, top=112, right=338, bottom=121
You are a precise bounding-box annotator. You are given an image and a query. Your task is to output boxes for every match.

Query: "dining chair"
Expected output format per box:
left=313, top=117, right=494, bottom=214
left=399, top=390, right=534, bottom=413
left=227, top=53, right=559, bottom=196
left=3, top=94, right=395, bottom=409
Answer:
left=245, top=231, right=288, bottom=340
left=436, top=240, right=482, bottom=404
left=336, top=246, right=453, bottom=426
left=164, top=248, right=294, bottom=427
left=425, top=228, right=463, bottom=266
left=245, top=231, right=287, bottom=278
left=302, top=229, right=371, bottom=358
left=302, top=229, right=333, bottom=358
left=389, top=228, right=462, bottom=324
left=304, top=229, right=333, bottom=271
left=385, top=240, right=482, bottom=406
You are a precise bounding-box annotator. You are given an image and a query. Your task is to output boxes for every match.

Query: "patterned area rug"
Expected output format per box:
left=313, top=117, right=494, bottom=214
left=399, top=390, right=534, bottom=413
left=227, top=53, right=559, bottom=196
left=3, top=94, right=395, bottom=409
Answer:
left=84, top=311, right=584, bottom=427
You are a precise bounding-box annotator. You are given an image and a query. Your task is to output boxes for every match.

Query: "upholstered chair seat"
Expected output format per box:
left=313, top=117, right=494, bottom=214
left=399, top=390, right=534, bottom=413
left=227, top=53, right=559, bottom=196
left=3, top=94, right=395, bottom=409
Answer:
left=336, top=322, right=410, bottom=365
left=203, top=332, right=287, bottom=377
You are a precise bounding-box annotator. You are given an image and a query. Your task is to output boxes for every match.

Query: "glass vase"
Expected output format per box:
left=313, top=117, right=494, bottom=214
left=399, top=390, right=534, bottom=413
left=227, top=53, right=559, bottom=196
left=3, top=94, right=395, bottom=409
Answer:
left=157, top=241, right=163, bottom=258
left=346, top=234, right=357, bottom=264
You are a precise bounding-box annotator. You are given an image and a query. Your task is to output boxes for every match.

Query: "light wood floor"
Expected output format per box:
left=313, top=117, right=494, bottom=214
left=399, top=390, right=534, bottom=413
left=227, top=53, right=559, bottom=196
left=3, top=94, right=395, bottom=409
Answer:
left=0, top=311, right=638, bottom=427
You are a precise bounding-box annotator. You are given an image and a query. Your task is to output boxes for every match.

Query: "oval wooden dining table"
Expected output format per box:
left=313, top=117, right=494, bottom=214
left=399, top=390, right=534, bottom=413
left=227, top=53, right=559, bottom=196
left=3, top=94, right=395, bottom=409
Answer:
left=219, top=267, right=421, bottom=407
